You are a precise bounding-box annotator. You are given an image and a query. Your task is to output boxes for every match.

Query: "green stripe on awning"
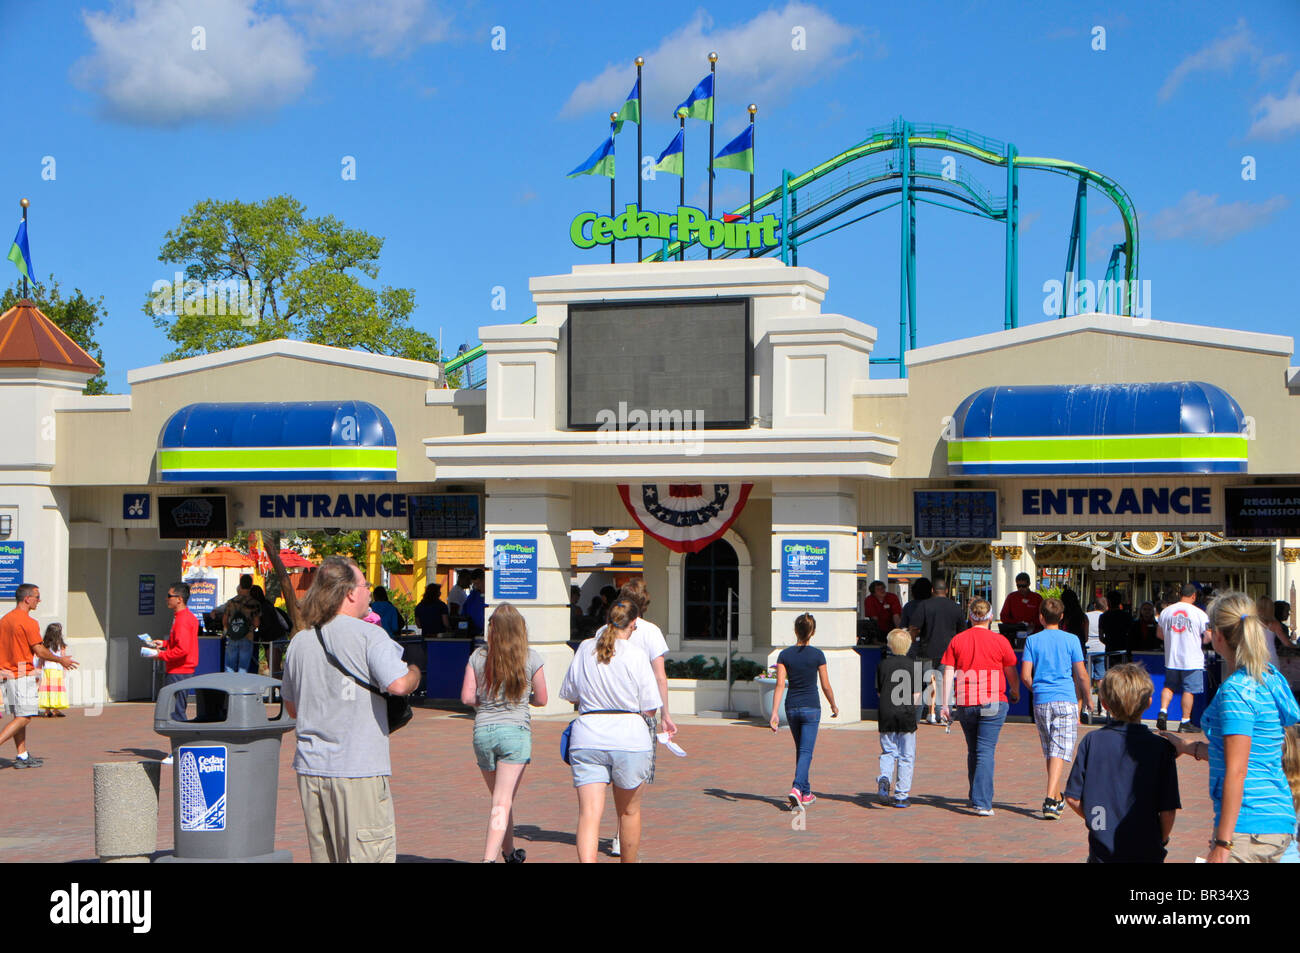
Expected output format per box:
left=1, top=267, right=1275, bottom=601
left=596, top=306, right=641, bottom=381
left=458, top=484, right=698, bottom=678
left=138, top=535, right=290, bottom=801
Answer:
left=947, top=434, right=1248, bottom=464
left=158, top=447, right=398, bottom=470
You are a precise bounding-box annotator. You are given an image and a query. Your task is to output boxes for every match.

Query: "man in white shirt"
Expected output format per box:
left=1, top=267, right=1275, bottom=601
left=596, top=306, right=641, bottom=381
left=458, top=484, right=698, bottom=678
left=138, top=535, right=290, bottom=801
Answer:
left=1156, top=583, right=1211, bottom=733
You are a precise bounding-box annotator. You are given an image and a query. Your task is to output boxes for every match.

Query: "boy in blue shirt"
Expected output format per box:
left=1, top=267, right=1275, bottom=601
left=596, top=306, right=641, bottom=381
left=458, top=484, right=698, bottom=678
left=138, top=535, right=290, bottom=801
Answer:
left=1021, top=597, right=1090, bottom=819
left=1065, top=663, right=1180, bottom=862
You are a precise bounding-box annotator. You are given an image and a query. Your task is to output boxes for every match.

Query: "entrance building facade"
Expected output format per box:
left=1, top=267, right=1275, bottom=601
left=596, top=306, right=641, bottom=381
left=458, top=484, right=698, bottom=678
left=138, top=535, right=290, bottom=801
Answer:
left=3, top=260, right=1299, bottom=716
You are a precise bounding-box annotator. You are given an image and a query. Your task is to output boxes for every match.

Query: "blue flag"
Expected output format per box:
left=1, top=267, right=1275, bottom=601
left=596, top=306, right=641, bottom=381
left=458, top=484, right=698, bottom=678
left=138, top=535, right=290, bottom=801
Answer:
left=567, top=130, right=616, bottom=178
left=675, top=73, right=714, bottom=122
left=7, top=221, right=33, bottom=285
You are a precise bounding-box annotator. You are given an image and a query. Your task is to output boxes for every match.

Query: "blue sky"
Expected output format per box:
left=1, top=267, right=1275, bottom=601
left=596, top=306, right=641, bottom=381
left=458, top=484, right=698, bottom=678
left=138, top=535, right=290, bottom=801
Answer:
left=2, top=0, right=1298, bottom=392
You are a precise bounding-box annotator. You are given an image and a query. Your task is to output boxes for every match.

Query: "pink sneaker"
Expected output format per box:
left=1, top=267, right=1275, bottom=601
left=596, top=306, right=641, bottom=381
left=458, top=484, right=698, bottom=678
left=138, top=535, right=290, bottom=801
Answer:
left=799, top=792, right=817, bottom=806
left=788, top=787, right=803, bottom=811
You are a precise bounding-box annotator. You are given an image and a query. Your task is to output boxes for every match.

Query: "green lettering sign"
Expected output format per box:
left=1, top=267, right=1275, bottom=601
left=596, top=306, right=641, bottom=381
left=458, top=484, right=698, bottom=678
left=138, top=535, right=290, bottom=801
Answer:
left=569, top=204, right=780, bottom=253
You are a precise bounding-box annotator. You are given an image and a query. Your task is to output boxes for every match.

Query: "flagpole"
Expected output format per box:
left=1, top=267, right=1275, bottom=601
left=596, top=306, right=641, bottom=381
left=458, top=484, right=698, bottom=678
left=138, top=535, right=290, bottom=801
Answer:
left=707, top=51, right=717, bottom=260
left=679, top=116, right=686, bottom=261
left=609, top=113, right=618, bottom=265
left=19, top=198, right=28, bottom=298
left=635, top=57, right=644, bottom=263
left=748, top=104, right=757, bottom=258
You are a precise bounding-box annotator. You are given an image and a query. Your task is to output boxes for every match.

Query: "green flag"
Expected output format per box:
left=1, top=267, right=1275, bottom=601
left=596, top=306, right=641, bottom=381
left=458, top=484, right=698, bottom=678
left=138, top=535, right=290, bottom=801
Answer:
left=613, top=78, right=640, bottom=134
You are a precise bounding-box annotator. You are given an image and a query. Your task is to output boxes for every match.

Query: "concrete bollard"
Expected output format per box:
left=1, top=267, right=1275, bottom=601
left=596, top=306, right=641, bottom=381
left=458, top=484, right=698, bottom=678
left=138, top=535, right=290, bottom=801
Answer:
left=94, top=761, right=162, bottom=863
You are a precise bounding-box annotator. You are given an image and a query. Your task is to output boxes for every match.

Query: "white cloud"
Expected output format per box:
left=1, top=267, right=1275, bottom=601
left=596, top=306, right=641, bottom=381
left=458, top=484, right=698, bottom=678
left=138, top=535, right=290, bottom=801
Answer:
left=561, top=3, right=872, bottom=133
left=73, top=0, right=313, bottom=125
left=1146, top=190, right=1288, bottom=244
left=1019, top=210, right=1042, bottom=233
left=1249, top=71, right=1300, bottom=139
left=1158, top=18, right=1261, bottom=103
left=285, top=0, right=452, bottom=57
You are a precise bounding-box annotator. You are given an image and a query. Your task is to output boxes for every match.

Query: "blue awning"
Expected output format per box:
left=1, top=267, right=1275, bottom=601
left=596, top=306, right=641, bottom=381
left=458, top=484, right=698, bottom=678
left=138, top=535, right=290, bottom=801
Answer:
left=158, top=401, right=397, bottom=483
left=947, top=382, right=1247, bottom=475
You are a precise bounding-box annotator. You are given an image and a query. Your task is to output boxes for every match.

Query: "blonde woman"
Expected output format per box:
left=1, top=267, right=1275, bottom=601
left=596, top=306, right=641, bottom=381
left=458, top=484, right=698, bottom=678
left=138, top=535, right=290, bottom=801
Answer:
left=560, top=599, right=660, bottom=863
left=460, top=603, right=547, bottom=863
left=1162, top=592, right=1300, bottom=862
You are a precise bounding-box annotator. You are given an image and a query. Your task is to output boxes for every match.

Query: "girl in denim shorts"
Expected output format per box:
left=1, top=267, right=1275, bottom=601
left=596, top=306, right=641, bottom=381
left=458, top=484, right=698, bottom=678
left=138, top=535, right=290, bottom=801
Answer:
left=460, top=603, right=547, bottom=863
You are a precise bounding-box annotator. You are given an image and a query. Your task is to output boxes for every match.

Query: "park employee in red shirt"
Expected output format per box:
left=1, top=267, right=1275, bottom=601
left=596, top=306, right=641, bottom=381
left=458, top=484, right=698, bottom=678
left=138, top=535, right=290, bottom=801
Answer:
left=863, top=580, right=903, bottom=636
left=146, top=581, right=200, bottom=722
left=1000, top=573, right=1044, bottom=636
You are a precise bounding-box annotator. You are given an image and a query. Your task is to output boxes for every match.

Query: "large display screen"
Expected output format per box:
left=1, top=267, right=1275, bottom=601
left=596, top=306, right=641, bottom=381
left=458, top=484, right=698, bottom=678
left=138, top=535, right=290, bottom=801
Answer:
left=407, top=494, right=483, bottom=540
left=913, top=490, right=999, bottom=540
left=158, top=496, right=229, bottom=540
left=567, top=298, right=750, bottom=430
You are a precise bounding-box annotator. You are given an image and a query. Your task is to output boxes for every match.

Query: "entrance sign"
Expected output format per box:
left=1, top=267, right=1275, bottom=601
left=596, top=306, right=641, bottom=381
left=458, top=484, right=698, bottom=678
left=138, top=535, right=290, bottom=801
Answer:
left=1004, top=480, right=1221, bottom=530
left=259, top=492, right=408, bottom=521
left=781, top=539, right=830, bottom=602
left=492, top=539, right=538, bottom=600
left=0, top=541, right=23, bottom=600
left=407, top=494, right=482, bottom=540
left=1225, top=486, right=1300, bottom=538
left=570, top=204, right=779, bottom=252
left=914, top=490, right=998, bottom=539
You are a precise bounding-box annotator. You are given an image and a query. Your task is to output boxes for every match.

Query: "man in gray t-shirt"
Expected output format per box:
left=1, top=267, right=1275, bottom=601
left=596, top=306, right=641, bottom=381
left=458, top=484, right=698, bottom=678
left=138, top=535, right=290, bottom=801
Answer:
left=282, top=557, right=420, bottom=863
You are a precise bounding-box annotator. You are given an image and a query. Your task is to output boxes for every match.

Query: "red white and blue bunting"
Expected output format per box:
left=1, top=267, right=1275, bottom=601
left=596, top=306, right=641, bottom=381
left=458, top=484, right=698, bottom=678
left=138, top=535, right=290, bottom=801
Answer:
left=617, top=483, right=753, bottom=554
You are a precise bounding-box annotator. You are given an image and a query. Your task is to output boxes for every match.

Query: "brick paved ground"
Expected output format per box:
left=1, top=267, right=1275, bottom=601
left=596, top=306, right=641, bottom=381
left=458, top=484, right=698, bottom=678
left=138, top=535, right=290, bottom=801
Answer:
left=0, top=704, right=1215, bottom=863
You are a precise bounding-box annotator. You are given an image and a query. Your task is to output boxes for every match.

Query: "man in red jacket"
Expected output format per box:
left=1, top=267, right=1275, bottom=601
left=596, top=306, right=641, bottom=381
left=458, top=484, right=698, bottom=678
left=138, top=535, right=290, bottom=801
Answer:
left=1000, top=573, right=1044, bottom=639
left=146, top=582, right=199, bottom=723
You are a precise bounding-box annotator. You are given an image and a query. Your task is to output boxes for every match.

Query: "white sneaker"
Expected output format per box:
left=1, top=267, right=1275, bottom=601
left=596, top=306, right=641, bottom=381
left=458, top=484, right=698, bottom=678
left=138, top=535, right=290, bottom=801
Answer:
left=160, top=756, right=173, bottom=765
left=975, top=807, right=995, bottom=817
left=610, top=834, right=621, bottom=857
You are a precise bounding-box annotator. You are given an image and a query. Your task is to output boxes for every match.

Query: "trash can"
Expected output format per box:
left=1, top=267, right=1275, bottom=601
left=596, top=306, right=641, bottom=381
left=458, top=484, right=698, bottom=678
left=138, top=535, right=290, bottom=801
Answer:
left=154, top=672, right=294, bottom=863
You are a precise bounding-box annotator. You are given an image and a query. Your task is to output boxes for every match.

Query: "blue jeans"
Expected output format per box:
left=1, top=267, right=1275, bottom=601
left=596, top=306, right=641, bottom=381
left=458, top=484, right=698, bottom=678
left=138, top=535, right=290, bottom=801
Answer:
left=163, top=672, right=196, bottom=722
left=955, top=702, right=1008, bottom=810
left=787, top=706, right=821, bottom=796
left=878, top=731, right=916, bottom=799
left=224, top=637, right=254, bottom=673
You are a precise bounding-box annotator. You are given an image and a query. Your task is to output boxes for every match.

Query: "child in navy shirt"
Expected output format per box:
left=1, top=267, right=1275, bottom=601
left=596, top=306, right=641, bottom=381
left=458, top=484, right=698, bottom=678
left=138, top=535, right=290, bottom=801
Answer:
left=1065, top=663, right=1180, bottom=862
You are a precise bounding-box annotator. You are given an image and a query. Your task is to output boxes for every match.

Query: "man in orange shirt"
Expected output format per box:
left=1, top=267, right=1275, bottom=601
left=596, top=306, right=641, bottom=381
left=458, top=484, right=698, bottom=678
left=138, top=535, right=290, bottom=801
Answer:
left=0, top=583, right=79, bottom=768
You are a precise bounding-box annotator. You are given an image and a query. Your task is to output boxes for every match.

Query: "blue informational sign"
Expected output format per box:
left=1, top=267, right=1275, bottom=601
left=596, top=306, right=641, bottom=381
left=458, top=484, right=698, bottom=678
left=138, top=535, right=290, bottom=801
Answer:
left=138, top=574, right=156, bottom=616
left=0, top=542, right=23, bottom=600
left=123, top=493, right=150, bottom=520
left=492, top=539, right=538, bottom=600
left=913, top=490, right=999, bottom=539
left=177, top=745, right=227, bottom=832
left=184, top=573, right=220, bottom=616
left=781, top=539, right=830, bottom=603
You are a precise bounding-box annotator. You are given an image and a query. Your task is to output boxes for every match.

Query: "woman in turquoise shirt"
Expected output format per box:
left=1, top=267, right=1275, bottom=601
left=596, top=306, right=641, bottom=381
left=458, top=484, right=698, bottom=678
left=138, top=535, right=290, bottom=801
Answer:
left=1163, top=592, right=1300, bottom=862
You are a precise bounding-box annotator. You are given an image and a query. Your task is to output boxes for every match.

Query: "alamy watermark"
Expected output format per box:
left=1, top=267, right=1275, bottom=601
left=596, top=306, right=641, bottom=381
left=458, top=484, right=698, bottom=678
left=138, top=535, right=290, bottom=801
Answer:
left=595, top=402, right=705, bottom=456
left=149, top=273, right=262, bottom=325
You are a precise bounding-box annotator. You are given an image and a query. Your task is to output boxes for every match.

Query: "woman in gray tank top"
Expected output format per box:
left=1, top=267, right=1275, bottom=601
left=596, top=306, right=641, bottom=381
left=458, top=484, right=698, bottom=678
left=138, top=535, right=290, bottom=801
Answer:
left=460, top=603, right=548, bottom=862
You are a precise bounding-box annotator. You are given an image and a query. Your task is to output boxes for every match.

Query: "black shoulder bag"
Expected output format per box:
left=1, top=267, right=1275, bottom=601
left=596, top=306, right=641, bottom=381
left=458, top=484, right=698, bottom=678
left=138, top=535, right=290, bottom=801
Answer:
left=315, top=625, right=414, bottom=734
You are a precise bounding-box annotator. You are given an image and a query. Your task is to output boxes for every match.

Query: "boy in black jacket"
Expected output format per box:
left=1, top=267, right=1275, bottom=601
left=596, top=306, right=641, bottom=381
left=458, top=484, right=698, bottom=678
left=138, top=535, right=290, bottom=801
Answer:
left=876, top=628, right=921, bottom=807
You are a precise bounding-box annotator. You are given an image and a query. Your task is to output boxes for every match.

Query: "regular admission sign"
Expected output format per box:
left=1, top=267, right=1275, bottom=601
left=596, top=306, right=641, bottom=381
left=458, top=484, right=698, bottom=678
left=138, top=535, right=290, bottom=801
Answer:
left=492, top=539, right=538, bottom=600
left=913, top=490, right=998, bottom=539
left=1225, top=486, right=1300, bottom=538
left=0, top=542, right=23, bottom=600
left=781, top=539, right=830, bottom=603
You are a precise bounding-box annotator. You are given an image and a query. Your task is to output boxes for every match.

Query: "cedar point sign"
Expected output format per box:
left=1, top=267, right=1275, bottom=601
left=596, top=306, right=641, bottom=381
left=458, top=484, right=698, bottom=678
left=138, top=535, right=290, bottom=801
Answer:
left=570, top=204, right=779, bottom=252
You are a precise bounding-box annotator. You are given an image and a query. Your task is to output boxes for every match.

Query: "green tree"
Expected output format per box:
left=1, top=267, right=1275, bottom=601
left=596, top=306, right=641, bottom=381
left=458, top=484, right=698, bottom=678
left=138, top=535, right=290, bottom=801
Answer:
left=145, top=195, right=443, bottom=364
left=2, top=276, right=109, bottom=394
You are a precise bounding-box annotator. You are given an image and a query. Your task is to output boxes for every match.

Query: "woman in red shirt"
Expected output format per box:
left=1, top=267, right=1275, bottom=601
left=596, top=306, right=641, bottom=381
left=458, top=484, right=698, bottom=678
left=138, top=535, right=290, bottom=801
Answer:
left=940, top=599, right=1021, bottom=816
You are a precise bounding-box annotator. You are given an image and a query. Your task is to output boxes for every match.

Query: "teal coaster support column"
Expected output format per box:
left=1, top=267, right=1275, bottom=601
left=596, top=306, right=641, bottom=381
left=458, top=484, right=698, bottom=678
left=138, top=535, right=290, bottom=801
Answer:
left=1076, top=178, right=1087, bottom=312
left=1004, top=142, right=1019, bottom=329
left=898, top=118, right=912, bottom=377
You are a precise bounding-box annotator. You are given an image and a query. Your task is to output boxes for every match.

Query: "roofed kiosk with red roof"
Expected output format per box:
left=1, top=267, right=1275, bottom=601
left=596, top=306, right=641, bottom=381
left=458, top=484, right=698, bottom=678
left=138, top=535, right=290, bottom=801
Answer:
left=0, top=299, right=101, bottom=374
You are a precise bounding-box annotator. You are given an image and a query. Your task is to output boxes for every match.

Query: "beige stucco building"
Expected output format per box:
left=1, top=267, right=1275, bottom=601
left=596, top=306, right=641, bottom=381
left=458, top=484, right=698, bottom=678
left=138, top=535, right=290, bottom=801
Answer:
left=3, top=259, right=1299, bottom=715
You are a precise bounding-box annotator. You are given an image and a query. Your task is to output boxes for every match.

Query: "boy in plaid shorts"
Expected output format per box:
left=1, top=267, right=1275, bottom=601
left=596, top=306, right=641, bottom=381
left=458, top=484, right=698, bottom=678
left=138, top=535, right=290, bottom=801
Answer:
left=1021, top=597, right=1090, bottom=820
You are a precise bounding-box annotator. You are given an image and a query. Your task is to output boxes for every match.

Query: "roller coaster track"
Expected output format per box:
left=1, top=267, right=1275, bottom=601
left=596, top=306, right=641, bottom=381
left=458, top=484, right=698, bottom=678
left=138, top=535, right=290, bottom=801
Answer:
left=445, top=119, right=1139, bottom=382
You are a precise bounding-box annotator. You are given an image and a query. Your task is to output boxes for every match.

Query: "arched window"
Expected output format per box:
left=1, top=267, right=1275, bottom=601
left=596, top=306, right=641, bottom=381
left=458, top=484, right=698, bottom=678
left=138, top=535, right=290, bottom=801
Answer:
left=683, top=539, right=740, bottom=640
